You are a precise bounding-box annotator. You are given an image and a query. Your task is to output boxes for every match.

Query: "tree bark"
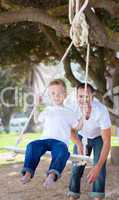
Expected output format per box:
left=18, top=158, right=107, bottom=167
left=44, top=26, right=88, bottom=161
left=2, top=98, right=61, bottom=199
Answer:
left=90, top=0, right=119, bottom=18
left=0, top=8, right=69, bottom=37
left=0, top=7, right=119, bottom=50
left=111, top=66, right=119, bottom=165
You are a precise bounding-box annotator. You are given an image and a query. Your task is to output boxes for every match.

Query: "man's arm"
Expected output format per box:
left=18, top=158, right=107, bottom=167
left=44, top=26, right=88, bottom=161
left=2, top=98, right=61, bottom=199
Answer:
left=87, top=128, right=111, bottom=184
left=96, top=128, right=111, bottom=169
left=70, top=129, right=83, bottom=155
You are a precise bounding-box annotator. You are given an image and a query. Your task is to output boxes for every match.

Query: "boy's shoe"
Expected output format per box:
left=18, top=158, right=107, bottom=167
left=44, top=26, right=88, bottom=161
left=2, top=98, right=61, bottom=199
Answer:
left=69, top=197, right=77, bottom=200
left=68, top=196, right=78, bottom=200
left=43, top=174, right=55, bottom=189
left=20, top=175, right=31, bottom=184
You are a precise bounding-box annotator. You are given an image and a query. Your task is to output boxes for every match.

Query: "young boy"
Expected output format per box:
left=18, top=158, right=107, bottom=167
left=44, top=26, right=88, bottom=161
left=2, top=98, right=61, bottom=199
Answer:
left=21, top=79, right=82, bottom=189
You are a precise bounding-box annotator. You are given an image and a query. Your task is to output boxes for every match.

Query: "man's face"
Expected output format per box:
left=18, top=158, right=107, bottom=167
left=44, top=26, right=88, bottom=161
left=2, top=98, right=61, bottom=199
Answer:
left=48, top=84, right=67, bottom=106
left=77, top=87, right=93, bottom=106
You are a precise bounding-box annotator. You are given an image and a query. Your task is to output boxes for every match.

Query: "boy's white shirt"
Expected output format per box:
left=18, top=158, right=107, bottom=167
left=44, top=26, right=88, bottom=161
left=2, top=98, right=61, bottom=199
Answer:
left=38, top=105, right=80, bottom=146
left=73, top=97, right=111, bottom=139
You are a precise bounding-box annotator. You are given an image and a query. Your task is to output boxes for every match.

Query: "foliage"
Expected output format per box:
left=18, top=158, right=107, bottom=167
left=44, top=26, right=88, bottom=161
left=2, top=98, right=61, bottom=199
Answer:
left=0, top=0, right=119, bottom=126
left=0, top=66, right=27, bottom=128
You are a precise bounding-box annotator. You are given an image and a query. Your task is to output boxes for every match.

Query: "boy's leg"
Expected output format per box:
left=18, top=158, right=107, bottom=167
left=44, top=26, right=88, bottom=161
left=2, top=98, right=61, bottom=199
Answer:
left=48, top=140, right=70, bottom=178
left=90, top=136, right=106, bottom=199
left=21, top=139, right=47, bottom=181
left=43, top=140, right=70, bottom=188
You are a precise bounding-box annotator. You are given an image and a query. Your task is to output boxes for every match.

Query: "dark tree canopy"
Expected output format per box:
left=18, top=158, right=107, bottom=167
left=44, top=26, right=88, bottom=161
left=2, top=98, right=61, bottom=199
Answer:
left=0, top=0, right=119, bottom=124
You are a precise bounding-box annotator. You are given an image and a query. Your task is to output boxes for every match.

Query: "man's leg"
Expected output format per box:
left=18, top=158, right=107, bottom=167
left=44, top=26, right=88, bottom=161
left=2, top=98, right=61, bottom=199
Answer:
left=68, top=135, right=92, bottom=199
left=90, top=136, right=106, bottom=199
left=68, top=163, right=86, bottom=199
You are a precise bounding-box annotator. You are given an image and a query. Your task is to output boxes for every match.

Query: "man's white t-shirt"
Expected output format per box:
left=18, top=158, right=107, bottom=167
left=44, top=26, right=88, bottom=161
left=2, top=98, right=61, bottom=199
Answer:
left=38, top=105, right=79, bottom=146
left=76, top=98, right=111, bottom=139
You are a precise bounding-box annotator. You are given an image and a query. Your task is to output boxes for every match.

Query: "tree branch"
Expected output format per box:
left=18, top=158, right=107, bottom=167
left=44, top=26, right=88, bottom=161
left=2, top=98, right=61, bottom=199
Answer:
left=0, top=7, right=119, bottom=51
left=86, top=6, right=119, bottom=51
left=0, top=8, right=69, bottom=37
left=90, top=0, right=119, bottom=18
left=40, top=25, right=63, bottom=56
left=48, top=0, right=119, bottom=19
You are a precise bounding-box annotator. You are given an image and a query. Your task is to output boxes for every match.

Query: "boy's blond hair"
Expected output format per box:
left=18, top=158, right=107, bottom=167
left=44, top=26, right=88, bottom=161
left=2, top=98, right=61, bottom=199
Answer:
left=49, top=79, right=66, bottom=90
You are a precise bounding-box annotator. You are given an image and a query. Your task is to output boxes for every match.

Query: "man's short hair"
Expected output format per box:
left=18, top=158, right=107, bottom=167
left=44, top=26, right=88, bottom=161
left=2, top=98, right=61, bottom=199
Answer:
left=76, top=82, right=95, bottom=93
left=49, top=79, right=66, bottom=89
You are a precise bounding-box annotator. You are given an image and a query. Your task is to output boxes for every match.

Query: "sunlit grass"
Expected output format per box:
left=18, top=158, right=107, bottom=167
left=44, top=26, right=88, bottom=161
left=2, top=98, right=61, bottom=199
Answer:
left=0, top=132, right=41, bottom=153
left=0, top=132, right=42, bottom=165
left=111, top=136, right=119, bottom=147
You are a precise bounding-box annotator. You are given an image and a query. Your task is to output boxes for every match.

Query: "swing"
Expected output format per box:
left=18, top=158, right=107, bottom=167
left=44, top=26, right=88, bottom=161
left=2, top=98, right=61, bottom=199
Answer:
left=3, top=0, right=92, bottom=164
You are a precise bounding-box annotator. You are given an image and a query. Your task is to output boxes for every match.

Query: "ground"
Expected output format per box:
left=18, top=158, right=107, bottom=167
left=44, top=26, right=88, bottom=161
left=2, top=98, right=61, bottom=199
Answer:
left=0, top=156, right=119, bottom=200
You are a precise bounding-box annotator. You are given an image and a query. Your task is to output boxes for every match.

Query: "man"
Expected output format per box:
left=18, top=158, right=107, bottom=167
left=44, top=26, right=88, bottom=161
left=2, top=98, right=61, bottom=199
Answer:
left=68, top=83, right=111, bottom=200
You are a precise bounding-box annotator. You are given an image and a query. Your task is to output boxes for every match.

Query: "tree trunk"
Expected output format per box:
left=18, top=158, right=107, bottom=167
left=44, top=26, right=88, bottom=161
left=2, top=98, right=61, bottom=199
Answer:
left=111, top=67, right=119, bottom=165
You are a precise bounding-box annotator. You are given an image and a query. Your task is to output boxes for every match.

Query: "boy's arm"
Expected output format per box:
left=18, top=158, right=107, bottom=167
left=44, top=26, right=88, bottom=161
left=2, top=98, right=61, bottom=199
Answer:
left=75, top=118, right=83, bottom=130
left=70, top=128, right=83, bottom=155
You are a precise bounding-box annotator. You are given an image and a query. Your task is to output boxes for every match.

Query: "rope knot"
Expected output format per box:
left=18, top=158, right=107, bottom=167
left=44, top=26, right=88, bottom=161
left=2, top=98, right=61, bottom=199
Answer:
left=69, top=0, right=89, bottom=48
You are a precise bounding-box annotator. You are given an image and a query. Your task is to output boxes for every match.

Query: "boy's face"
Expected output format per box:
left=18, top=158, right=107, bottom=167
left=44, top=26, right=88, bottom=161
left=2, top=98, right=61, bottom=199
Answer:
left=77, top=87, right=93, bottom=106
left=48, top=84, right=67, bottom=106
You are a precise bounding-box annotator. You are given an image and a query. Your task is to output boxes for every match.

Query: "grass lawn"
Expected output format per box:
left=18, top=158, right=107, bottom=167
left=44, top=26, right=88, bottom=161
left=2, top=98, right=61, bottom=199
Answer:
left=0, top=132, right=41, bottom=153
left=111, top=136, right=119, bottom=147
left=0, top=132, right=43, bottom=165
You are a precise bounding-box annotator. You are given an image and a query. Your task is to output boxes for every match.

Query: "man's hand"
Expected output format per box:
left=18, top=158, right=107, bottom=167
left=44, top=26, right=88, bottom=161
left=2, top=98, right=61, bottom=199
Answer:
left=87, top=164, right=100, bottom=184
left=87, top=128, right=111, bottom=184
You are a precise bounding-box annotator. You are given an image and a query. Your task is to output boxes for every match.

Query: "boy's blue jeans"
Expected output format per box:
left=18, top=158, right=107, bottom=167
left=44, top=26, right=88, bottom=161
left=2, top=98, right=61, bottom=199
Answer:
left=68, top=135, right=106, bottom=199
left=21, top=139, right=70, bottom=180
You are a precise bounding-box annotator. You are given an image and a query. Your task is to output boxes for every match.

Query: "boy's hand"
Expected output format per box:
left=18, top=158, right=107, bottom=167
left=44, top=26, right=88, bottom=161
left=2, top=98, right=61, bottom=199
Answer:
left=77, top=141, right=84, bottom=155
left=77, top=118, right=83, bottom=130
left=70, top=130, right=83, bottom=155
left=35, top=95, right=43, bottom=106
left=39, top=96, right=43, bottom=104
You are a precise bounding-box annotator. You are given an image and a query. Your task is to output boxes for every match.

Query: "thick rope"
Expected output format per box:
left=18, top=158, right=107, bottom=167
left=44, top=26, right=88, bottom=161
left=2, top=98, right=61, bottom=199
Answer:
left=69, top=0, right=90, bottom=157
left=82, top=43, right=90, bottom=155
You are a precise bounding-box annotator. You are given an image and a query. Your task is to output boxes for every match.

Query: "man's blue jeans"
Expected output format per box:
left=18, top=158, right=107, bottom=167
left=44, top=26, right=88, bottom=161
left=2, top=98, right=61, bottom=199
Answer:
left=68, top=135, right=106, bottom=199
left=21, top=139, right=70, bottom=180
